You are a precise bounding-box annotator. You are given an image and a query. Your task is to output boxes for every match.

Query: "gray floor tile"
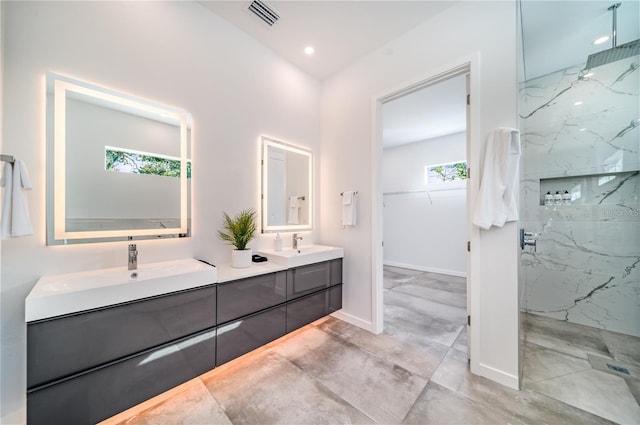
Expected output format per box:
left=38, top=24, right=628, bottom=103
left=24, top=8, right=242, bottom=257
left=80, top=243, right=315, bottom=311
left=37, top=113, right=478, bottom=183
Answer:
left=270, top=326, right=428, bottom=424
left=384, top=266, right=426, bottom=278
left=527, top=369, right=640, bottom=425
left=403, top=381, right=523, bottom=425
left=385, top=302, right=464, bottom=347
left=385, top=289, right=467, bottom=324
left=408, top=273, right=467, bottom=294
left=524, top=313, right=612, bottom=360
left=601, top=329, right=640, bottom=368
left=588, top=353, right=640, bottom=382
left=318, top=316, right=448, bottom=379
left=627, top=379, right=640, bottom=406
left=521, top=341, right=591, bottom=385
left=112, top=379, right=232, bottom=425
left=203, top=349, right=374, bottom=425
left=452, top=325, right=468, bottom=354
left=432, top=348, right=615, bottom=425
left=393, top=282, right=467, bottom=308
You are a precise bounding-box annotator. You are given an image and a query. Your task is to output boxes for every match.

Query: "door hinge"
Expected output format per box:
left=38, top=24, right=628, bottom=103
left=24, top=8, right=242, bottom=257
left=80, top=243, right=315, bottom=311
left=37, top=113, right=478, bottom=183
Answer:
left=467, top=241, right=471, bottom=252
left=467, top=167, right=470, bottom=179
left=467, top=315, right=471, bottom=326
left=466, top=94, right=470, bottom=105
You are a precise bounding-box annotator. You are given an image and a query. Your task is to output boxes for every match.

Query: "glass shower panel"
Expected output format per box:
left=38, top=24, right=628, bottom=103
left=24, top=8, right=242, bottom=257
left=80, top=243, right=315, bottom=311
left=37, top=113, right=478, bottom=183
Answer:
left=519, top=54, right=639, bottom=337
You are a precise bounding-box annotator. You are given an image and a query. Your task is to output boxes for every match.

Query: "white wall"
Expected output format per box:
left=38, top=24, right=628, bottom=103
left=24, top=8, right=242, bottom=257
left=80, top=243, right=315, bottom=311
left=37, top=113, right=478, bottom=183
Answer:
left=383, top=133, right=466, bottom=276
left=320, top=1, right=519, bottom=388
left=0, top=2, right=321, bottom=422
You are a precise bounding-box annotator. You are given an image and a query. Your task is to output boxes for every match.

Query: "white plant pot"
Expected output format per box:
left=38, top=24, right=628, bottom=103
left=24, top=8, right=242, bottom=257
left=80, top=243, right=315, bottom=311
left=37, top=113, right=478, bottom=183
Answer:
left=231, top=248, right=252, bottom=268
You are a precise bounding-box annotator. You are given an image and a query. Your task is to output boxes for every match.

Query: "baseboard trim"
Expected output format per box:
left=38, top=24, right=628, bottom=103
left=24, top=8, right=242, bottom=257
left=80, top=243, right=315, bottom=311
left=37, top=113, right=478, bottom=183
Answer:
left=383, top=261, right=467, bottom=278
left=474, top=362, right=519, bottom=390
left=330, top=310, right=378, bottom=334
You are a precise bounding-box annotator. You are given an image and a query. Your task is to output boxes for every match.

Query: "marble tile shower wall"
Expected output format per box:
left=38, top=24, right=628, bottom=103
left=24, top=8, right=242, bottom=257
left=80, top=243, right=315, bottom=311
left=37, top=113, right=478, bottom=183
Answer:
left=519, top=55, right=640, bottom=337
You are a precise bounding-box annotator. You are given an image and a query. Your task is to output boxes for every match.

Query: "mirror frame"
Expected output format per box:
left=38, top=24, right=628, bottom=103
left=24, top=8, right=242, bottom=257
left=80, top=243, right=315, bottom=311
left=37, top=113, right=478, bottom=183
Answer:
left=46, top=73, right=191, bottom=244
left=261, top=136, right=313, bottom=233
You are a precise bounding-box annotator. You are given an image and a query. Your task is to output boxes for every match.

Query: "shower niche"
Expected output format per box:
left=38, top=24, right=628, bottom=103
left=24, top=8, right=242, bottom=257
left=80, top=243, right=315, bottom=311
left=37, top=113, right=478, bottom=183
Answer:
left=537, top=171, right=639, bottom=206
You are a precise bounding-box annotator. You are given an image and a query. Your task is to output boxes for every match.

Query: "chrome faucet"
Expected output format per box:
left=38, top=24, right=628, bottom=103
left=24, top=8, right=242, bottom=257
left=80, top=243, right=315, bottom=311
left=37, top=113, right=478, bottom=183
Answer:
left=128, top=244, right=138, bottom=270
left=292, top=233, right=303, bottom=250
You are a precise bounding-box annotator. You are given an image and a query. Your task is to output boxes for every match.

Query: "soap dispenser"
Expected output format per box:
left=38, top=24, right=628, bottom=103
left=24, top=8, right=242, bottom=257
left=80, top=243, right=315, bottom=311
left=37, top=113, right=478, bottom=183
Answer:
left=544, top=191, right=553, bottom=206
left=562, top=190, right=571, bottom=205
left=274, top=233, right=283, bottom=251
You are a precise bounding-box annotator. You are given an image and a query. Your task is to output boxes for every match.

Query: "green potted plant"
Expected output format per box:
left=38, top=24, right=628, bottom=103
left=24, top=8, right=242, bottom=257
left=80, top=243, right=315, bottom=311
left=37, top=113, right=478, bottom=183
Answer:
left=218, top=208, right=257, bottom=268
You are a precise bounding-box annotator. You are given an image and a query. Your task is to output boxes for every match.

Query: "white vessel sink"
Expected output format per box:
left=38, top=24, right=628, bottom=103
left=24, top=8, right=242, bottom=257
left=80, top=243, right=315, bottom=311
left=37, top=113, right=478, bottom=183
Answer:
left=259, top=244, right=344, bottom=268
left=26, top=258, right=217, bottom=322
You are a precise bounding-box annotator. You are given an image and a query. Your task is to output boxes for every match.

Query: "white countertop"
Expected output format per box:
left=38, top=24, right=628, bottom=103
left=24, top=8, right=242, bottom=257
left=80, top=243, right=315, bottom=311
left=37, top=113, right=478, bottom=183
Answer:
left=215, top=261, right=288, bottom=283
left=26, top=246, right=344, bottom=322
left=26, top=258, right=217, bottom=322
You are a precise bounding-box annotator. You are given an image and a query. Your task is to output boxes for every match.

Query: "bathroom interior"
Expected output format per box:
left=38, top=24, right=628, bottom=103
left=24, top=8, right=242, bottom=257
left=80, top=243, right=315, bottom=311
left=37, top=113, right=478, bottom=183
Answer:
left=1, top=1, right=639, bottom=424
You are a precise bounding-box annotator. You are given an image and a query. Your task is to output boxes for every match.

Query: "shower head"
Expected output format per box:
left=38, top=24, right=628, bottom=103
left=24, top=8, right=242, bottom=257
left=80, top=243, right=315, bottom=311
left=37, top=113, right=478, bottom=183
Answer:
left=586, top=39, right=640, bottom=69
left=585, top=3, right=640, bottom=69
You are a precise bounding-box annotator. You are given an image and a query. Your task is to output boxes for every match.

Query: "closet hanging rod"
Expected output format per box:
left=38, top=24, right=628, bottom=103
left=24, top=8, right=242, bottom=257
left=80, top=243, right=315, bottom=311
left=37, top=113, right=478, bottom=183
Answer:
left=383, top=188, right=465, bottom=196
left=0, top=154, right=15, bottom=164
left=383, top=189, right=428, bottom=196
left=340, top=191, right=358, bottom=196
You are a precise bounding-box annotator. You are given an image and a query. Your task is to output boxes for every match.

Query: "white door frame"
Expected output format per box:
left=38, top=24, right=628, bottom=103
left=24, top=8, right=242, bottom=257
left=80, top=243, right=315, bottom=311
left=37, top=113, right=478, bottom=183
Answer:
left=370, top=55, right=480, bottom=368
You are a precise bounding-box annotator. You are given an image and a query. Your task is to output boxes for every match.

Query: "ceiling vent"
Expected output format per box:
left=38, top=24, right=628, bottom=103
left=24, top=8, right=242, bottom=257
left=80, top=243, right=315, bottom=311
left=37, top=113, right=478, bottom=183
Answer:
left=247, top=0, right=280, bottom=27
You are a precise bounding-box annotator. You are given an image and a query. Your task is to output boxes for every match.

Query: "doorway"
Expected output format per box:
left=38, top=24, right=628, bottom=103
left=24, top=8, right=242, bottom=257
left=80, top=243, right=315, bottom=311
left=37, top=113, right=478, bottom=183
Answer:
left=371, top=63, right=473, bottom=362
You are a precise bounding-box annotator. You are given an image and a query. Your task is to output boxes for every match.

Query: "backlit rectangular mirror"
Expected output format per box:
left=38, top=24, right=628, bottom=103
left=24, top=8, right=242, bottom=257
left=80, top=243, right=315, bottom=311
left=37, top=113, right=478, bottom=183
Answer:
left=261, top=137, right=312, bottom=233
left=46, top=73, right=191, bottom=245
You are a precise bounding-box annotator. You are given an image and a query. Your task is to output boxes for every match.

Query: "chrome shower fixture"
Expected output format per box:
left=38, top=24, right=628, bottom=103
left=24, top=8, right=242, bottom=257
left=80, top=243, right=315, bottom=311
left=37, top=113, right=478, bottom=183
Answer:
left=585, top=3, right=640, bottom=69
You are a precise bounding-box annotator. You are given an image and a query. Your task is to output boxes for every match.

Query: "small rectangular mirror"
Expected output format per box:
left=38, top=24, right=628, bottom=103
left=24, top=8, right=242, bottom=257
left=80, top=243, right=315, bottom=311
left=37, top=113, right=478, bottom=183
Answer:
left=261, top=137, right=312, bottom=233
left=46, top=73, right=192, bottom=245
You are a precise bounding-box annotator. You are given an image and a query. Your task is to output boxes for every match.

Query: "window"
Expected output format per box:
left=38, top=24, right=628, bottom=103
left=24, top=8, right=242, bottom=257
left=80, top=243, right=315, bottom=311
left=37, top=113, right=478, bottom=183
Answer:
left=105, top=146, right=191, bottom=178
left=425, top=161, right=467, bottom=189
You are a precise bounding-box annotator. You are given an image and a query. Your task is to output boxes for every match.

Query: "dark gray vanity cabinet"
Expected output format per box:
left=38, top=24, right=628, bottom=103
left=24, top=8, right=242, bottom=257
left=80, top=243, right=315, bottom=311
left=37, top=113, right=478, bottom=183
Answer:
left=215, top=271, right=287, bottom=366
left=27, top=284, right=217, bottom=425
left=286, top=260, right=343, bottom=332
left=286, top=258, right=342, bottom=301
left=216, top=306, right=286, bottom=365
left=27, top=285, right=217, bottom=388
left=27, top=259, right=343, bottom=424
left=27, top=327, right=216, bottom=425
left=217, top=271, right=286, bottom=324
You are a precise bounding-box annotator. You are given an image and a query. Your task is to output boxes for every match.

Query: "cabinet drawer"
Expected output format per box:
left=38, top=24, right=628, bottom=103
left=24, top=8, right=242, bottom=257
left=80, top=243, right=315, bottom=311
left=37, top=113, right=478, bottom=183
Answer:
left=216, top=306, right=286, bottom=366
left=286, top=262, right=331, bottom=300
left=286, top=285, right=343, bottom=333
left=27, top=284, right=216, bottom=388
left=330, top=259, right=343, bottom=286
left=27, top=327, right=216, bottom=425
left=217, top=271, right=286, bottom=324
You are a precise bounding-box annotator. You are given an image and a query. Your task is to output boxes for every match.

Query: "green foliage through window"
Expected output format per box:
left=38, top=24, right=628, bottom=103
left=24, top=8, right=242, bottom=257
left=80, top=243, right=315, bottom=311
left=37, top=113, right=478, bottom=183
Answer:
left=426, top=161, right=467, bottom=185
left=105, top=147, right=191, bottom=178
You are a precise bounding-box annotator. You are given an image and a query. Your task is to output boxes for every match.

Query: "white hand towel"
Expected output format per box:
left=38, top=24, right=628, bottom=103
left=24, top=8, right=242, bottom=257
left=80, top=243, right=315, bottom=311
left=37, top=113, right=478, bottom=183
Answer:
left=287, top=196, right=300, bottom=224
left=1, top=160, right=34, bottom=239
left=473, top=128, right=521, bottom=230
left=341, top=191, right=356, bottom=227
left=1, top=162, right=12, bottom=240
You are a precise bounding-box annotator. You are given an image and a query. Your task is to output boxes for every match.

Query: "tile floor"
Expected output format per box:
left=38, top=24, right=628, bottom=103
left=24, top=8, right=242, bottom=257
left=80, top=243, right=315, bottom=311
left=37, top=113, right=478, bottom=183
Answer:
left=102, top=266, right=637, bottom=424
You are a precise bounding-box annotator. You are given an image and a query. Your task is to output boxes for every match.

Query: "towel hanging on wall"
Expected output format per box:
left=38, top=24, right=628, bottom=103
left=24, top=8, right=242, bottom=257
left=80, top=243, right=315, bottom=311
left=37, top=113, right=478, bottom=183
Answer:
left=1, top=159, right=34, bottom=239
left=473, top=128, right=521, bottom=230
left=287, top=196, right=301, bottom=224
left=341, top=191, right=357, bottom=227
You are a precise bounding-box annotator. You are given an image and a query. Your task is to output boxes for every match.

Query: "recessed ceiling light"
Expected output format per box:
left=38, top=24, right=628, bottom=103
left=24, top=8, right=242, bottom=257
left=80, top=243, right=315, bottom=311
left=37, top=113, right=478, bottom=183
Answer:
left=583, top=72, right=594, bottom=78
left=574, top=101, right=583, bottom=106
left=304, top=46, right=315, bottom=55
left=593, top=35, right=610, bottom=45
